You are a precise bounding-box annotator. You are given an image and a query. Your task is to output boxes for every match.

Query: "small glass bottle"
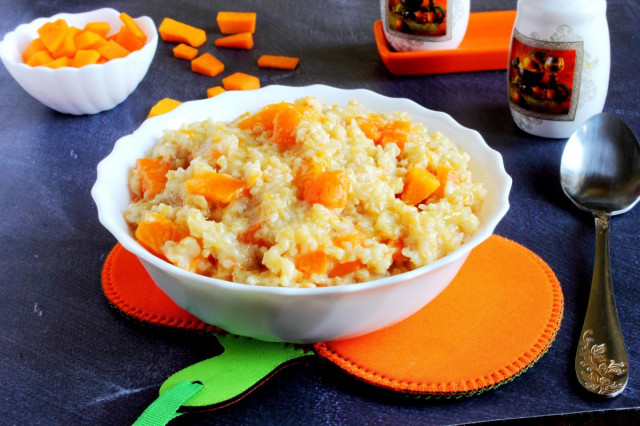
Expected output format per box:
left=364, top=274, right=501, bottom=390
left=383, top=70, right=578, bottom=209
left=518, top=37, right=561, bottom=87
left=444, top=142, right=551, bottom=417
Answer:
left=381, top=0, right=470, bottom=52
left=507, top=0, right=610, bottom=138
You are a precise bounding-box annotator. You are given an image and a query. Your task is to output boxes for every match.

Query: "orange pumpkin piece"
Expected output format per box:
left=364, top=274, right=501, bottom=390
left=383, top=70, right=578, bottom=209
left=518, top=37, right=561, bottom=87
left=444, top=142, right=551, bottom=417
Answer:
left=136, top=158, right=172, bottom=200
left=191, top=53, right=225, bottom=77
left=216, top=11, right=257, bottom=34
left=158, top=17, right=206, bottom=48
left=222, top=72, right=260, bottom=91
left=400, top=166, right=440, bottom=206
left=333, top=233, right=364, bottom=248
left=238, top=223, right=268, bottom=246
left=355, top=116, right=384, bottom=144
left=303, top=170, right=349, bottom=209
left=26, top=50, right=54, bottom=67
left=22, top=38, right=46, bottom=63
left=37, top=20, right=68, bottom=53
left=147, top=98, right=182, bottom=118
left=329, top=260, right=364, bottom=278
left=173, top=43, right=198, bottom=60
left=434, top=163, right=456, bottom=198
left=74, top=31, right=104, bottom=50
left=206, top=86, right=226, bottom=98
left=45, top=56, right=68, bottom=69
left=380, top=120, right=411, bottom=151
left=83, top=22, right=110, bottom=38
left=183, top=171, right=246, bottom=204
left=237, top=102, right=293, bottom=132
left=71, top=49, right=101, bottom=67
left=115, top=25, right=146, bottom=52
left=214, top=32, right=254, bottom=49
left=295, top=250, right=328, bottom=275
left=135, top=212, right=190, bottom=258
left=271, top=106, right=303, bottom=149
left=257, top=55, right=299, bottom=70
left=119, top=12, right=146, bottom=41
left=97, top=39, right=130, bottom=60
left=51, top=32, right=76, bottom=58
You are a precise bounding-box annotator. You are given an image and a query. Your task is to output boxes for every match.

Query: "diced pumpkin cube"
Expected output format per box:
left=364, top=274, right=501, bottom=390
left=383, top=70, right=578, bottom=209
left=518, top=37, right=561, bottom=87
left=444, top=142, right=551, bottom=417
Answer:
left=135, top=158, right=172, bottom=199
left=214, top=32, right=253, bottom=49
left=115, top=24, right=146, bottom=52
left=191, top=53, right=224, bottom=77
left=22, top=38, right=46, bottom=63
left=51, top=32, right=76, bottom=58
left=183, top=171, right=246, bottom=204
left=216, top=12, right=257, bottom=34
left=303, top=170, right=349, bottom=209
left=237, top=102, right=294, bottom=132
left=44, top=56, right=69, bottom=69
left=173, top=43, right=198, bottom=60
left=206, top=86, right=226, bottom=98
left=119, top=12, right=146, bottom=41
left=158, top=17, right=206, bottom=47
left=135, top=212, right=189, bottom=258
left=271, top=105, right=303, bottom=148
left=222, top=72, right=260, bottom=90
left=295, top=250, right=328, bottom=275
left=37, top=20, right=68, bottom=52
left=97, top=39, right=130, bottom=60
left=329, top=260, right=364, bottom=278
left=400, top=166, right=440, bottom=206
left=71, top=49, right=101, bottom=67
left=83, top=21, right=110, bottom=38
left=147, top=98, right=182, bottom=118
left=75, top=30, right=104, bottom=50
left=27, top=50, right=54, bottom=67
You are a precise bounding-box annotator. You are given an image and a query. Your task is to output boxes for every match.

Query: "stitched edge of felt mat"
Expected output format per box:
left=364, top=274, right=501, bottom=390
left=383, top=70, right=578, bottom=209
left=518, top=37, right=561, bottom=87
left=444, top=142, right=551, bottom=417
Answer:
left=313, top=235, right=564, bottom=396
left=102, top=243, right=220, bottom=333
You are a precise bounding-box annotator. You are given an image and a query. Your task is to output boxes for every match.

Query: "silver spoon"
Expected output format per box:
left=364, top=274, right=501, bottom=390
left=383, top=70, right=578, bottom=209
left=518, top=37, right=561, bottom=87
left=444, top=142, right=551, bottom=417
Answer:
left=560, top=112, right=640, bottom=397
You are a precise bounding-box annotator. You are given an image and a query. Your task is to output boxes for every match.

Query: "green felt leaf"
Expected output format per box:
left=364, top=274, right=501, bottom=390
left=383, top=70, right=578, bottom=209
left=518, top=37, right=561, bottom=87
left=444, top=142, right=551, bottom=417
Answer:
left=159, top=333, right=314, bottom=409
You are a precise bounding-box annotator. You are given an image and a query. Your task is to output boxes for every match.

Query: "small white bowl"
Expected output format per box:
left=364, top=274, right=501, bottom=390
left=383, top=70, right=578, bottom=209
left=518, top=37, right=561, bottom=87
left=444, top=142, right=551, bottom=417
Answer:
left=0, top=8, right=157, bottom=115
left=92, top=85, right=512, bottom=343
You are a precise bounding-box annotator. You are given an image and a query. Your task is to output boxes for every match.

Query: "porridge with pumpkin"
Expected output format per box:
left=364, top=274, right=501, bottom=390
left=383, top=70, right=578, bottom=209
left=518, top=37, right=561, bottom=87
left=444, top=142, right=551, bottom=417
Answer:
left=124, top=97, right=486, bottom=287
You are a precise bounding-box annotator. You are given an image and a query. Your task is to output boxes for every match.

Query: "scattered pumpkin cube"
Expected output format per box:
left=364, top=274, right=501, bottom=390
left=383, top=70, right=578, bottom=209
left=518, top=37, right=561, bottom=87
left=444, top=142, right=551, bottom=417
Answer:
left=173, top=43, right=198, bottom=60
left=207, top=86, right=226, bottom=98
left=147, top=98, right=182, bottom=118
left=216, top=12, right=257, bottom=34
left=191, top=53, right=224, bottom=77
left=83, top=21, right=110, bottom=38
left=222, top=72, right=260, bottom=90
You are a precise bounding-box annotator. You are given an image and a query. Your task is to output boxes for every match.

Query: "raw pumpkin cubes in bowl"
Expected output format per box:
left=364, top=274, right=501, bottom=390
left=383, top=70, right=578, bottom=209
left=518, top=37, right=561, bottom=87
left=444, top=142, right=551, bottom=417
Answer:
left=0, top=8, right=158, bottom=114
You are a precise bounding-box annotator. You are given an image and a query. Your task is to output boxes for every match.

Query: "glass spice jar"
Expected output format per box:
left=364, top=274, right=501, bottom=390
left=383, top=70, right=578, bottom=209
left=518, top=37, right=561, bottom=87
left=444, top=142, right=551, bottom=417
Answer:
left=507, top=0, right=610, bottom=138
left=381, top=0, right=470, bottom=52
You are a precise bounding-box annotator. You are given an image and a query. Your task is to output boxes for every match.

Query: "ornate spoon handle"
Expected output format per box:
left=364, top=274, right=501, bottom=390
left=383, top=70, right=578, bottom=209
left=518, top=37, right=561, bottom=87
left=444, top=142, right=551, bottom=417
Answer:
left=575, top=211, right=629, bottom=397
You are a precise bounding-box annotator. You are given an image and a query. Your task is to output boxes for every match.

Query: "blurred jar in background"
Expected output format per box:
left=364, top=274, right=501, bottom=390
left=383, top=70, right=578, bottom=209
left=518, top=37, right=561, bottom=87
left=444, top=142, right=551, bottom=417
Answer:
left=507, top=0, right=610, bottom=138
left=381, top=0, right=470, bottom=51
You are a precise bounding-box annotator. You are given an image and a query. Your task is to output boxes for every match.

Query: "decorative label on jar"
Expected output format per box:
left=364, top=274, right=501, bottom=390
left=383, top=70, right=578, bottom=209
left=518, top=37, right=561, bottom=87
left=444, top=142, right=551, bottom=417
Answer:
left=508, top=29, right=584, bottom=122
left=384, top=0, right=452, bottom=41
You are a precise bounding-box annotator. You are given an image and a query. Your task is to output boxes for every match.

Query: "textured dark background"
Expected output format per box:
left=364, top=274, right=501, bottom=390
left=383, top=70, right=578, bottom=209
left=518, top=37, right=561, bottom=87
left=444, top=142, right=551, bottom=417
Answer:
left=1, top=0, right=638, bottom=424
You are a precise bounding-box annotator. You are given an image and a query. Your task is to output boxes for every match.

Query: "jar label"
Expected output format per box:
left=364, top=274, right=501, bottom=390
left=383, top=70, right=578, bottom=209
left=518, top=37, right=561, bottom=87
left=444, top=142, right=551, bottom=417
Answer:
left=508, top=29, right=584, bottom=122
left=384, top=0, right=452, bottom=41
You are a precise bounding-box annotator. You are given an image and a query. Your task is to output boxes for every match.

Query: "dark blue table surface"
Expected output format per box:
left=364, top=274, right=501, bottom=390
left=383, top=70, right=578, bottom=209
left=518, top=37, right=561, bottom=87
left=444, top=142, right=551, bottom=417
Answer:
left=1, top=0, right=638, bottom=424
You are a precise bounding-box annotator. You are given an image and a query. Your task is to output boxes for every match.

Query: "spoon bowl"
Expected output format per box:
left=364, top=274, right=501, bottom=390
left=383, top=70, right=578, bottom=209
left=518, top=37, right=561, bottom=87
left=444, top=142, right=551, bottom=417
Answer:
left=560, top=112, right=640, bottom=398
left=561, top=112, right=640, bottom=214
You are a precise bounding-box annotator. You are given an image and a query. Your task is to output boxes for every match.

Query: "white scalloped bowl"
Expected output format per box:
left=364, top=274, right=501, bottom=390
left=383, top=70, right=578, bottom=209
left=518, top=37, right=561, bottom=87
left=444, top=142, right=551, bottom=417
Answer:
left=92, top=85, right=511, bottom=343
left=0, top=8, right=157, bottom=115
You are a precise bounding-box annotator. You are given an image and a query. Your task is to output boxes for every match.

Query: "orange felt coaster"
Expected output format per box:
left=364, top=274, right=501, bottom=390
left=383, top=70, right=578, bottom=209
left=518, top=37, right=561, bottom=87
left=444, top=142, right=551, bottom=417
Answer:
left=102, top=243, right=220, bottom=333
left=102, top=235, right=563, bottom=396
left=315, top=235, right=564, bottom=396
